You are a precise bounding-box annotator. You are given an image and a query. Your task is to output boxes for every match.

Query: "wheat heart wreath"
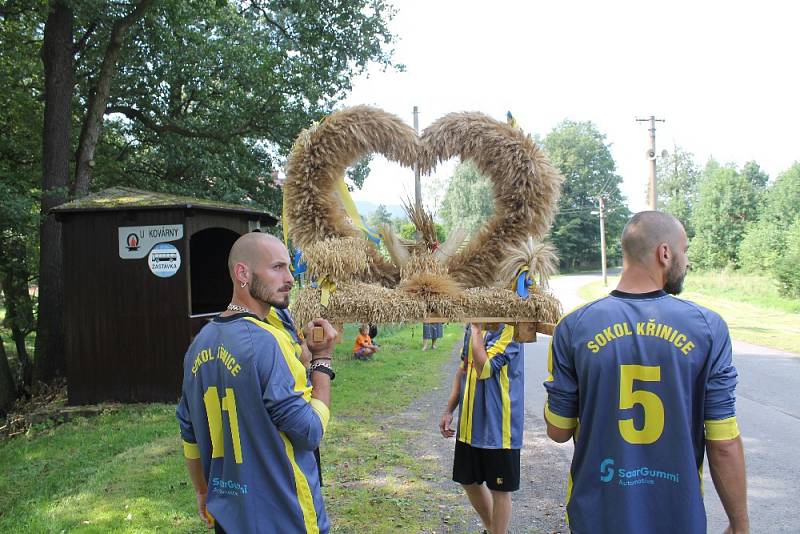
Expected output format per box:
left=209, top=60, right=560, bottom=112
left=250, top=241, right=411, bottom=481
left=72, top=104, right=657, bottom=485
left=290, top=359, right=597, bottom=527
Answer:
left=283, top=105, right=564, bottom=327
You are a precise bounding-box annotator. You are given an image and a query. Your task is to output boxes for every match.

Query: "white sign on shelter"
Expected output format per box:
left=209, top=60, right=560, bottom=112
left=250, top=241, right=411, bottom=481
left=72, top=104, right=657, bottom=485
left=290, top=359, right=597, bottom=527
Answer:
left=148, top=243, right=181, bottom=278
left=118, top=224, right=184, bottom=259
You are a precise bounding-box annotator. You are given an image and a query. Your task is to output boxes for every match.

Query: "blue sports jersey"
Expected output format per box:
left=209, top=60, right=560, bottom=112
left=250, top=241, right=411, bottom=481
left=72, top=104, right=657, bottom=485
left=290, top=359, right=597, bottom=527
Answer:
left=177, top=313, right=330, bottom=533
left=457, top=324, right=525, bottom=449
left=544, top=290, right=740, bottom=534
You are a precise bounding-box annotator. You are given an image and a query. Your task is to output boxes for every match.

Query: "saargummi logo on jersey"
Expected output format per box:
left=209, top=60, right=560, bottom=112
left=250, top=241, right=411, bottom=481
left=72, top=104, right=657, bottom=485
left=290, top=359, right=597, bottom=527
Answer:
left=211, top=477, right=248, bottom=496
left=599, top=458, right=680, bottom=486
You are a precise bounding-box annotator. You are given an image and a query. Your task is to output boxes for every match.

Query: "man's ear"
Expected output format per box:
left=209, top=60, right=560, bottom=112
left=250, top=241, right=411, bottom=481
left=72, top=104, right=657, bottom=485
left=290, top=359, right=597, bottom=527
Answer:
left=234, top=262, right=249, bottom=284
left=656, top=243, right=671, bottom=266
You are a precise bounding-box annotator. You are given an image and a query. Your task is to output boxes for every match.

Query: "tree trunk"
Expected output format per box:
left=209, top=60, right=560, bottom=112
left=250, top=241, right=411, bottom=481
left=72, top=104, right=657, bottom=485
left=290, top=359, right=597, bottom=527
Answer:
left=1, top=271, right=34, bottom=390
left=0, top=335, right=18, bottom=418
left=35, top=0, right=73, bottom=383
left=12, top=326, right=32, bottom=390
left=73, top=0, right=155, bottom=196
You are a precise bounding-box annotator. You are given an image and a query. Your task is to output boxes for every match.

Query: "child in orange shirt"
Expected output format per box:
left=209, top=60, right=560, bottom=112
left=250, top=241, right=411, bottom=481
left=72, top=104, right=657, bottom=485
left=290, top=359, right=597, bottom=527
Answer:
left=353, top=324, right=379, bottom=360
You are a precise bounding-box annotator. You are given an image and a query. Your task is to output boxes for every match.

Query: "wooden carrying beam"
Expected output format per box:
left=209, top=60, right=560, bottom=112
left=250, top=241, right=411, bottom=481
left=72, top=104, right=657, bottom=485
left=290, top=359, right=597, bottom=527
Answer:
left=310, top=320, right=557, bottom=345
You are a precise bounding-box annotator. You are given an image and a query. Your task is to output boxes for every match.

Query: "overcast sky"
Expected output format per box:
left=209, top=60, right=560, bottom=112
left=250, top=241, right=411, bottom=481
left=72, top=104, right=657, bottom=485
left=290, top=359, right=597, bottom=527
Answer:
left=342, top=0, right=799, bottom=214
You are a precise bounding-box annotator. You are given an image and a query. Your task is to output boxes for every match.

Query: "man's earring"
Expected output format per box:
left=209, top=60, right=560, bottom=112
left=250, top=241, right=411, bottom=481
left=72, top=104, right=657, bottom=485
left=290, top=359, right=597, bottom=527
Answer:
left=240, top=281, right=248, bottom=288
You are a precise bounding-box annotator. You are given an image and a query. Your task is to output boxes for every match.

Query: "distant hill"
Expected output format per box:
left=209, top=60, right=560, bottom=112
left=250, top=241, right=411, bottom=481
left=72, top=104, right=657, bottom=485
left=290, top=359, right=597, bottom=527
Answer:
left=354, top=200, right=407, bottom=219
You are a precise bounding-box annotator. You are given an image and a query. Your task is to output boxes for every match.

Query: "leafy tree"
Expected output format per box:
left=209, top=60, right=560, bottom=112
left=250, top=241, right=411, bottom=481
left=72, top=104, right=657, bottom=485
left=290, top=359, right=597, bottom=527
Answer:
left=739, top=163, right=800, bottom=279
left=439, top=161, right=493, bottom=237
left=758, top=162, right=800, bottom=228
left=774, top=217, right=800, bottom=297
left=30, top=0, right=399, bottom=381
left=741, top=160, right=769, bottom=190
left=397, top=220, right=445, bottom=244
left=657, top=146, right=700, bottom=238
left=542, top=120, right=629, bottom=269
left=367, top=204, right=393, bottom=229
left=690, top=162, right=760, bottom=269
left=738, top=220, right=785, bottom=273
left=0, top=2, right=45, bottom=399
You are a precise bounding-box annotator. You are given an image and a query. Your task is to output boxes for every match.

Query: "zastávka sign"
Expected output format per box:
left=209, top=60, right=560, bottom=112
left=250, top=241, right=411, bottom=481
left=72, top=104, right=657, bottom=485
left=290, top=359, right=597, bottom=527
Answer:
left=118, top=224, right=184, bottom=259
left=148, top=243, right=181, bottom=278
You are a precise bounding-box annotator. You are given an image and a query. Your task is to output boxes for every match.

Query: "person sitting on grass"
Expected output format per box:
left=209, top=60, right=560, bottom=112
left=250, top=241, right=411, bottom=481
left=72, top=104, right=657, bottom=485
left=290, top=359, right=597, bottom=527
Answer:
left=353, top=324, right=379, bottom=360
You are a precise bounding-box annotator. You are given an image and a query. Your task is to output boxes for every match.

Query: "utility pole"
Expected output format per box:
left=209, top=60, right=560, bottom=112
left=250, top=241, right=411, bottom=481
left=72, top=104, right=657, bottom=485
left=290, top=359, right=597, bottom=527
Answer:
left=598, top=195, right=608, bottom=286
left=636, top=115, right=665, bottom=210
left=413, top=106, right=421, bottom=213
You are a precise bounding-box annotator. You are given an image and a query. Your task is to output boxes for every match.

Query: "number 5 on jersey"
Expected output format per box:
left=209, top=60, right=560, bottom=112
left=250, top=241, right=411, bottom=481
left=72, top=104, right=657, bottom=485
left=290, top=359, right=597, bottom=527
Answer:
left=618, top=364, right=664, bottom=445
left=204, top=386, right=244, bottom=464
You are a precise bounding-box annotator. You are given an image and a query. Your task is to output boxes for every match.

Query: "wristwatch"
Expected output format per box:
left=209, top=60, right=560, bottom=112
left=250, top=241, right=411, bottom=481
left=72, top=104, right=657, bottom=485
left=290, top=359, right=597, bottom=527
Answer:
left=309, top=361, right=335, bottom=381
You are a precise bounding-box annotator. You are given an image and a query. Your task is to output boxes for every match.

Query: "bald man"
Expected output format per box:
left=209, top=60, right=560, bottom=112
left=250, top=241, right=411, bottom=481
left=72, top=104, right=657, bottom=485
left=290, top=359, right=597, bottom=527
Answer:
left=177, top=232, right=338, bottom=534
left=543, top=212, right=749, bottom=534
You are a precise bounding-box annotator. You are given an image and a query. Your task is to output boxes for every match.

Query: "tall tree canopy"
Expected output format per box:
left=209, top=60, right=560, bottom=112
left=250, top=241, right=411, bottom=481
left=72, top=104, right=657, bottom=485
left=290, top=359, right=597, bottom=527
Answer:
left=741, top=160, right=770, bottom=190
left=689, top=161, right=760, bottom=269
left=367, top=204, right=393, bottom=229
left=0, top=1, right=47, bottom=402
left=739, top=162, right=800, bottom=277
left=78, top=0, right=399, bottom=210
left=542, top=120, right=629, bottom=269
left=2, top=0, right=400, bottom=388
left=439, top=160, right=494, bottom=237
left=657, top=146, right=700, bottom=238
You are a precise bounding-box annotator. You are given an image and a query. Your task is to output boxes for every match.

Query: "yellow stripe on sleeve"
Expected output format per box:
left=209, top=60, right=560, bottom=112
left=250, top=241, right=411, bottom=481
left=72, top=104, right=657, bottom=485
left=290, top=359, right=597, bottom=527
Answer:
left=458, top=340, right=476, bottom=444
left=183, top=440, right=200, bottom=459
left=479, top=325, right=514, bottom=380
left=309, top=398, right=330, bottom=433
left=705, top=416, right=740, bottom=441
left=545, top=337, right=555, bottom=382
left=479, top=361, right=492, bottom=379
left=500, top=365, right=511, bottom=448
left=279, top=433, right=319, bottom=534
left=544, top=402, right=578, bottom=430
left=565, top=471, right=573, bottom=526
left=486, top=324, right=514, bottom=358
left=245, top=317, right=312, bottom=401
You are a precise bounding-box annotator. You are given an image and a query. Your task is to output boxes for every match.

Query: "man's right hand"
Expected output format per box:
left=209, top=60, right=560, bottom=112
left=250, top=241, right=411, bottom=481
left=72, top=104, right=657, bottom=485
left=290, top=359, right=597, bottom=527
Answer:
left=305, top=318, right=337, bottom=358
left=439, top=411, right=455, bottom=438
left=196, top=490, right=214, bottom=528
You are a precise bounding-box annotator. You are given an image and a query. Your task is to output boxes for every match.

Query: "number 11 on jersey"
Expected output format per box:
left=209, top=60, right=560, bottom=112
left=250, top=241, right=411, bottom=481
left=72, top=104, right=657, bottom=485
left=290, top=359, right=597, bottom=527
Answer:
left=204, top=386, right=244, bottom=464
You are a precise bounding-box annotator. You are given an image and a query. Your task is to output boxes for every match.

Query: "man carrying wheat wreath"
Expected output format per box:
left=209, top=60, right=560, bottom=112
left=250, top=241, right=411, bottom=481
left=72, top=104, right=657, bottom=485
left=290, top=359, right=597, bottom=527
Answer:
left=177, top=233, right=337, bottom=533
left=440, top=322, right=524, bottom=534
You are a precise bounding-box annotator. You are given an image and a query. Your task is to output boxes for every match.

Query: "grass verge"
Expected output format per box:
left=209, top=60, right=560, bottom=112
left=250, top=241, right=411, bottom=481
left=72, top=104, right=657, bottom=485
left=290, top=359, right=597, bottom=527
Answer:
left=0, top=323, right=459, bottom=533
left=579, top=272, right=800, bottom=353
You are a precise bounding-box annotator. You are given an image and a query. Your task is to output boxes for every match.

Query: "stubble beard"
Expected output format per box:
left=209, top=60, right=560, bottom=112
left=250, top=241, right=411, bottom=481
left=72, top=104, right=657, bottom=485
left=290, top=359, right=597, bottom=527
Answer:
left=664, top=261, right=686, bottom=295
left=249, top=273, right=290, bottom=309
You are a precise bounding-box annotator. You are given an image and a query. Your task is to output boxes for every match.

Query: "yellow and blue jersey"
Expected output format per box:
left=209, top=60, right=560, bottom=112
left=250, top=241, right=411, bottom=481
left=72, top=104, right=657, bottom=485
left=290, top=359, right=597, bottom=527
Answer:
left=267, top=307, right=303, bottom=358
left=177, top=313, right=330, bottom=533
left=457, top=324, right=525, bottom=449
left=544, top=289, right=740, bottom=534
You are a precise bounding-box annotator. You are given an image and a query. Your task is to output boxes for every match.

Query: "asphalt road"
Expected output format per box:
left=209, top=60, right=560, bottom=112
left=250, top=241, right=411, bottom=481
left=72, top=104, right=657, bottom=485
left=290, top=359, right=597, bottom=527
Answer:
left=524, top=273, right=800, bottom=533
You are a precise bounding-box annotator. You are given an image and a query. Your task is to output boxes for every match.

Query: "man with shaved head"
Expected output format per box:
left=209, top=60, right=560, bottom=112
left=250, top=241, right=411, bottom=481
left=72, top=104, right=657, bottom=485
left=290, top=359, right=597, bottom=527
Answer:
left=177, top=231, right=338, bottom=533
left=544, top=212, right=749, bottom=534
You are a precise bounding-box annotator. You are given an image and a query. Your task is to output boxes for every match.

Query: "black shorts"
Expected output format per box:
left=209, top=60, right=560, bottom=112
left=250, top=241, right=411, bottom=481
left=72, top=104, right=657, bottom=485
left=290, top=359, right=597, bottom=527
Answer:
left=452, top=440, right=520, bottom=492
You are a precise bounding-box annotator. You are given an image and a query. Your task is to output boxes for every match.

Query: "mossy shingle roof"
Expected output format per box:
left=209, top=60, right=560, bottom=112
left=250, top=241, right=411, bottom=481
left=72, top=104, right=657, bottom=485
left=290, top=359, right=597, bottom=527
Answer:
left=53, top=187, right=277, bottom=222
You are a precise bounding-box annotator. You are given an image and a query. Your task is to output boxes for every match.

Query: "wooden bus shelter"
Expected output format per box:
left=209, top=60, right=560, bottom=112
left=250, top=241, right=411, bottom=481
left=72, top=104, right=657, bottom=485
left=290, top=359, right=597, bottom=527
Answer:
left=53, top=187, right=277, bottom=404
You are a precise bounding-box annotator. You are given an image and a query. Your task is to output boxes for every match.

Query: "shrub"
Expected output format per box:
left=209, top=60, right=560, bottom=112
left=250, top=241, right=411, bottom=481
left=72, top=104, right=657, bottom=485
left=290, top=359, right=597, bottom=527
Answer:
left=773, top=218, right=800, bottom=297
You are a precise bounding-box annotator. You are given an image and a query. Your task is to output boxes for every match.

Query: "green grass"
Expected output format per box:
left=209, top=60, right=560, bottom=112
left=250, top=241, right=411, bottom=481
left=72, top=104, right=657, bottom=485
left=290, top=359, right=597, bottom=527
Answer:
left=579, top=272, right=800, bottom=353
left=0, top=323, right=460, bottom=533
